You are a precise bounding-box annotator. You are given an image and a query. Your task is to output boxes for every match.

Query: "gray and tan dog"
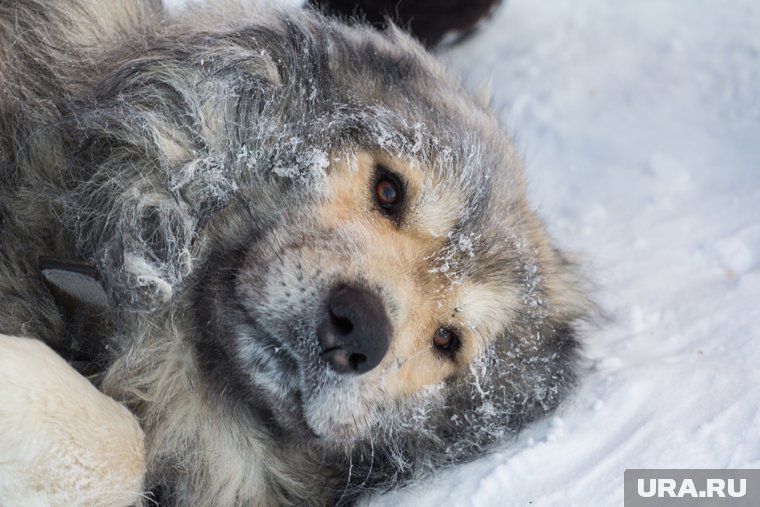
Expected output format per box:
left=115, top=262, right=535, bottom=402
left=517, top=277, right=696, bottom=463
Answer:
left=0, top=0, right=588, bottom=505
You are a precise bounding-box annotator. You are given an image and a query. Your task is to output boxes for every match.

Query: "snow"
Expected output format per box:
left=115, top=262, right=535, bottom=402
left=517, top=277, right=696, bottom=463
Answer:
left=368, top=0, right=760, bottom=505
left=169, top=0, right=760, bottom=504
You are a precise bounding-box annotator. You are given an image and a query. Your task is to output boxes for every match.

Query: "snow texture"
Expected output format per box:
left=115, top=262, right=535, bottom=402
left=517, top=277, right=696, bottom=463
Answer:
left=167, top=0, right=760, bottom=504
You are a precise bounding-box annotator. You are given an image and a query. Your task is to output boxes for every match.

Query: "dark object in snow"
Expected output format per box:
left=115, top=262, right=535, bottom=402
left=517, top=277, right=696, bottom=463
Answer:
left=309, top=0, right=503, bottom=47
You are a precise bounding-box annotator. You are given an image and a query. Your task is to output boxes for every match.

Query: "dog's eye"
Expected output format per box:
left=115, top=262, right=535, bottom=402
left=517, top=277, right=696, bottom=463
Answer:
left=433, top=327, right=461, bottom=356
left=373, top=168, right=403, bottom=215
left=376, top=179, right=398, bottom=207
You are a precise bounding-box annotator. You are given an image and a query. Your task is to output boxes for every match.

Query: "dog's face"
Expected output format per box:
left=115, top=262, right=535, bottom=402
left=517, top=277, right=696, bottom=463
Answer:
left=220, top=148, right=522, bottom=442
left=191, top=102, right=585, bottom=462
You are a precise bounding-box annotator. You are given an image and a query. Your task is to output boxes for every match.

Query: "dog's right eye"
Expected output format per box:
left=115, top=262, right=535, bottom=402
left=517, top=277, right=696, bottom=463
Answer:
left=373, top=167, right=404, bottom=217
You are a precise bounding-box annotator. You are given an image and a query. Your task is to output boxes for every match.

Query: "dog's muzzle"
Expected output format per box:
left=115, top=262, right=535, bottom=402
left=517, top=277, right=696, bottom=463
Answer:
left=317, top=285, right=391, bottom=374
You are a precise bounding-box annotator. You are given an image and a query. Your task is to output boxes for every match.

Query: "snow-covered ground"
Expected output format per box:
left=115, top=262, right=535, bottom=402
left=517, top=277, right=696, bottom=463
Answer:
left=370, top=0, right=760, bottom=505
left=166, top=0, right=760, bottom=504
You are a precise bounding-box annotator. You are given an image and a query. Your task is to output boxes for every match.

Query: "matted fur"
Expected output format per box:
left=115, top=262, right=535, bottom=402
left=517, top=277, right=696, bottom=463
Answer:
left=0, top=0, right=588, bottom=505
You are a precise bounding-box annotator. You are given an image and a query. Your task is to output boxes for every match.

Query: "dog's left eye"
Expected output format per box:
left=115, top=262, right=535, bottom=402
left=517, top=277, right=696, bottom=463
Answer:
left=433, top=327, right=461, bottom=357
left=373, top=169, right=403, bottom=215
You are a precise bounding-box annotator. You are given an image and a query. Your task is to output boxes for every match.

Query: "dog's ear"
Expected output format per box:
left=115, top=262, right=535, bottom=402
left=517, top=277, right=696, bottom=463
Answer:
left=61, top=74, right=210, bottom=312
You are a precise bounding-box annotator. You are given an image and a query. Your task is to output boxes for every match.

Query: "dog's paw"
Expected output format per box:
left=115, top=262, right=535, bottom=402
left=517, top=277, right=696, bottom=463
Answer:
left=0, top=334, right=145, bottom=507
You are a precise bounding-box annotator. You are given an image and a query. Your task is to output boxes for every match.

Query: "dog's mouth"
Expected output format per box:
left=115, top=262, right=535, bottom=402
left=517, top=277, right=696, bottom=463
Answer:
left=300, top=378, right=381, bottom=442
left=225, top=305, right=376, bottom=442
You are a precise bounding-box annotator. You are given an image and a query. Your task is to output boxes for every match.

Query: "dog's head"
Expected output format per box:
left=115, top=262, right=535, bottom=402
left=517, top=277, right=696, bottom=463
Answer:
left=67, top=6, right=587, bottom=494
left=206, top=146, right=582, bottom=440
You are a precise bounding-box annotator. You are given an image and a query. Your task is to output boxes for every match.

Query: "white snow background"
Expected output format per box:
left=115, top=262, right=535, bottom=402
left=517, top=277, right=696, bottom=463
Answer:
left=166, top=0, right=760, bottom=505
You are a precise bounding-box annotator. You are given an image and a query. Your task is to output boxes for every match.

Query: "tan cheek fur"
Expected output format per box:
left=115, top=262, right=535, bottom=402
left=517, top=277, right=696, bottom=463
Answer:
left=377, top=280, right=520, bottom=397
left=314, top=151, right=513, bottom=398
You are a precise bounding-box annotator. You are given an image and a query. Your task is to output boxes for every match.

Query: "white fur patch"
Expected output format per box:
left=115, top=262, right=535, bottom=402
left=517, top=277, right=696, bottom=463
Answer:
left=0, top=335, right=145, bottom=507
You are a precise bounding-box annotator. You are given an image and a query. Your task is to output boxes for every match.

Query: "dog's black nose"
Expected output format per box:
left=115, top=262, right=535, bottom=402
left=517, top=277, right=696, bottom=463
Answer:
left=318, top=285, right=391, bottom=374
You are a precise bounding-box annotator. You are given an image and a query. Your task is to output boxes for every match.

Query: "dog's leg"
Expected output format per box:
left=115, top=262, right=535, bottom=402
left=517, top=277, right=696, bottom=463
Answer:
left=0, top=334, right=146, bottom=507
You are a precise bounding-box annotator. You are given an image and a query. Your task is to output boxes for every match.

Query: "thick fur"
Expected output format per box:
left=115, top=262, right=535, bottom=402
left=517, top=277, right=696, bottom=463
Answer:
left=0, top=335, right=145, bottom=507
left=0, top=1, right=588, bottom=505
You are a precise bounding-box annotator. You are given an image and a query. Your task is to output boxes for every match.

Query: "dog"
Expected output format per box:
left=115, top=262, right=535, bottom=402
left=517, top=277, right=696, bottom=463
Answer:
left=0, top=0, right=588, bottom=505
